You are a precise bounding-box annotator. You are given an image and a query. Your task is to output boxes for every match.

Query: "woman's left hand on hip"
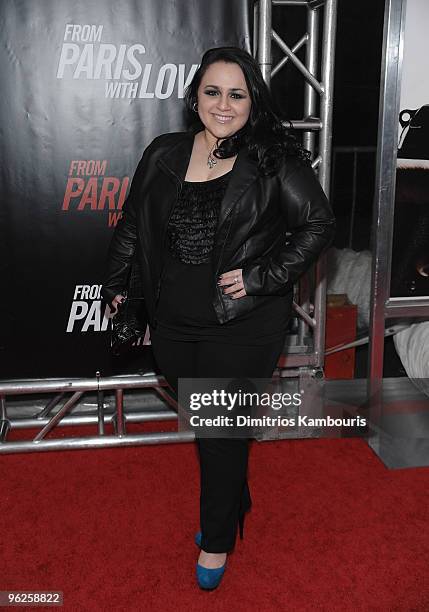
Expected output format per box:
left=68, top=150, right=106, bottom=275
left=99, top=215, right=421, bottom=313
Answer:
left=218, top=269, right=247, bottom=299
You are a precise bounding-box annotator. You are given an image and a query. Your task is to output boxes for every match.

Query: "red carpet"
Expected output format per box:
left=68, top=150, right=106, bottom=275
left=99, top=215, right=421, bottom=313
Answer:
left=2, top=427, right=429, bottom=611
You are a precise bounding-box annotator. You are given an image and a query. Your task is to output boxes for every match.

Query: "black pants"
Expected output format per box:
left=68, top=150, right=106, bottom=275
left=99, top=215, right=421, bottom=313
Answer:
left=150, top=329, right=285, bottom=553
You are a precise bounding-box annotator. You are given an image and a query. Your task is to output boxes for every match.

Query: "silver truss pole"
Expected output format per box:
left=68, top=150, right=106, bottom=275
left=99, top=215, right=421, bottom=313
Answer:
left=298, top=4, right=320, bottom=350
left=272, top=30, right=323, bottom=93
left=7, top=410, right=178, bottom=430
left=318, top=0, right=337, bottom=195
left=96, top=370, right=105, bottom=435
left=253, top=1, right=259, bottom=57
left=288, top=119, right=322, bottom=129
left=273, top=1, right=308, bottom=5
left=258, top=0, right=272, bottom=86
left=271, top=34, right=308, bottom=77
left=367, top=0, right=406, bottom=450
left=33, top=391, right=84, bottom=441
left=0, top=394, right=10, bottom=442
left=0, top=374, right=169, bottom=395
left=1, top=431, right=196, bottom=455
left=313, top=0, right=337, bottom=368
left=303, top=6, right=320, bottom=153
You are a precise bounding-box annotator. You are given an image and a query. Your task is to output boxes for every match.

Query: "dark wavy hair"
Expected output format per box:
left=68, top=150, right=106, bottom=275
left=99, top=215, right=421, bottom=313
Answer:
left=184, top=46, right=311, bottom=176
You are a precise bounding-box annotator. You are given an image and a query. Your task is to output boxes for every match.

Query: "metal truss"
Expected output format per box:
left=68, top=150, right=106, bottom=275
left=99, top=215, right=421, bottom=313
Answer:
left=0, top=371, right=191, bottom=454
left=0, top=365, right=323, bottom=454
left=253, top=0, right=338, bottom=373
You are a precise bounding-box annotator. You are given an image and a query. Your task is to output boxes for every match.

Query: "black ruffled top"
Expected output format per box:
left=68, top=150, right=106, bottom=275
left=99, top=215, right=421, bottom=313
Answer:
left=153, top=170, right=293, bottom=344
left=167, top=171, right=231, bottom=263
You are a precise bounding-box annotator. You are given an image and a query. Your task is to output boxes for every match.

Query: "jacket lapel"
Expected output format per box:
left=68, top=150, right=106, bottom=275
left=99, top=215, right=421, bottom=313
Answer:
left=156, top=128, right=260, bottom=235
left=215, top=147, right=259, bottom=234
left=155, top=129, right=195, bottom=185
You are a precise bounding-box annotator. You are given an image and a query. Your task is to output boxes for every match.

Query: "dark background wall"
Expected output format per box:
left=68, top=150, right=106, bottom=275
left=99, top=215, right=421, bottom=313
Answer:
left=332, top=0, right=384, bottom=148
left=271, top=0, right=385, bottom=251
left=331, top=0, right=385, bottom=252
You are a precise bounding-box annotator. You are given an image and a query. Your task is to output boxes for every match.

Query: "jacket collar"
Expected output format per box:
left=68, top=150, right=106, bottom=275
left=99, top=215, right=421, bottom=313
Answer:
left=156, top=126, right=260, bottom=232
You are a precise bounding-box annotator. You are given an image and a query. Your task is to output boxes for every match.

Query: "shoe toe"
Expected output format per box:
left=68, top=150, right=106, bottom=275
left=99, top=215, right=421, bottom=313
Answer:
left=196, top=563, right=226, bottom=590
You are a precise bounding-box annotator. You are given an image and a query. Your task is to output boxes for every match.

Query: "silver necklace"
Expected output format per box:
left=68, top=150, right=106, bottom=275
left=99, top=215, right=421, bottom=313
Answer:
left=207, top=142, right=217, bottom=169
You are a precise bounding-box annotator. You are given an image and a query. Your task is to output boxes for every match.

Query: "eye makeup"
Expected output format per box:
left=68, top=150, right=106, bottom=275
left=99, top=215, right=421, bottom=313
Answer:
left=204, top=87, right=247, bottom=99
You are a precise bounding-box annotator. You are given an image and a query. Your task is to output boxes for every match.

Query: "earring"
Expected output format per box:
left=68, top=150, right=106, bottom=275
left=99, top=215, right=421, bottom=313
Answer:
left=193, top=102, right=198, bottom=112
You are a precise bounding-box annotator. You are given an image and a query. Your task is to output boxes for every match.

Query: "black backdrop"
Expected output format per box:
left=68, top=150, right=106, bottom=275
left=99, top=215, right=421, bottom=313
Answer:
left=0, top=0, right=251, bottom=378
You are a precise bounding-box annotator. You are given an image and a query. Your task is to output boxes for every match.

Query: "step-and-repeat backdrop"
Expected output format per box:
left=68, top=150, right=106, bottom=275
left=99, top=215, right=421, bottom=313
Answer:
left=0, top=0, right=251, bottom=378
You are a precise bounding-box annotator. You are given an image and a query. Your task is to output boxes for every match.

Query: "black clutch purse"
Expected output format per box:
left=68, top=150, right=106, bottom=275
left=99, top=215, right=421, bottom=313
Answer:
left=111, top=257, right=148, bottom=357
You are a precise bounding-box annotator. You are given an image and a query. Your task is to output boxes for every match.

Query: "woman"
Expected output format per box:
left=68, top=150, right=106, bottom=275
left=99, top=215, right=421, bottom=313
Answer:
left=102, top=46, right=335, bottom=590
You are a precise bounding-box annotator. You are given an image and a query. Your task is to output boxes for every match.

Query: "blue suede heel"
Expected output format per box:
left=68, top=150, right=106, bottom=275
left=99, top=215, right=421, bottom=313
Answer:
left=195, top=531, right=227, bottom=589
left=196, top=560, right=226, bottom=590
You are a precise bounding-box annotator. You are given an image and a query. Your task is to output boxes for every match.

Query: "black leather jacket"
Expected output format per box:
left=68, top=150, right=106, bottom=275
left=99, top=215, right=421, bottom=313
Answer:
left=101, top=127, right=336, bottom=328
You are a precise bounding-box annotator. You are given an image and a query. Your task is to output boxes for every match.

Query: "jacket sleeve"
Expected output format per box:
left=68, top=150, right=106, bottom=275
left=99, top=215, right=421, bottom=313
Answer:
left=242, top=161, right=336, bottom=296
left=100, top=137, right=158, bottom=309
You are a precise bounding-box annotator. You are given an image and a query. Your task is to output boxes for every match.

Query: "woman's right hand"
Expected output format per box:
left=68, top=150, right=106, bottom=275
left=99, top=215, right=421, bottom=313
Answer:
left=111, top=294, right=126, bottom=315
